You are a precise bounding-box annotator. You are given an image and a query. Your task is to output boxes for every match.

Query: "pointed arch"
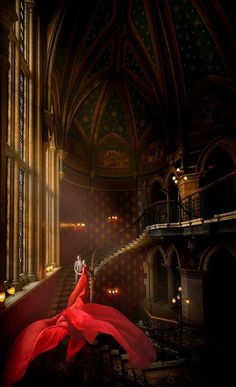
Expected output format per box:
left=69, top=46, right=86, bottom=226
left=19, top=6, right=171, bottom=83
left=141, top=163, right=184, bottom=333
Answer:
left=199, top=243, right=236, bottom=327
left=166, top=244, right=181, bottom=267
left=199, top=242, right=236, bottom=271
left=165, top=244, right=181, bottom=303
left=145, top=245, right=168, bottom=303
left=196, top=136, right=236, bottom=174
left=147, top=244, right=166, bottom=265
left=146, top=176, right=167, bottom=206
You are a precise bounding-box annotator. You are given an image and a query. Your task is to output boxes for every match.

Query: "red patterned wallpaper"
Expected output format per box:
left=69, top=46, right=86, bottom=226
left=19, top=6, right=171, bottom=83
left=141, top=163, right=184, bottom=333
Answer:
left=60, top=180, right=147, bottom=313
left=59, top=180, right=141, bottom=265
left=93, top=249, right=148, bottom=315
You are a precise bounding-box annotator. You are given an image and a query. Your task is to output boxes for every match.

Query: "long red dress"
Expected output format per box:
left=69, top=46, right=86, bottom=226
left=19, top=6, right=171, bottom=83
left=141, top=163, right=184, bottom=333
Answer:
left=1, top=266, right=156, bottom=386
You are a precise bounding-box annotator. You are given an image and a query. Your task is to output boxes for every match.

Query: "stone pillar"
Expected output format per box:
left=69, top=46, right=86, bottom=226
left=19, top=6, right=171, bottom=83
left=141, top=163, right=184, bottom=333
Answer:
left=164, top=264, right=177, bottom=304
left=179, top=269, right=205, bottom=326
left=26, top=0, right=37, bottom=282
left=54, top=149, right=60, bottom=268
left=143, top=259, right=157, bottom=309
left=0, top=1, right=17, bottom=285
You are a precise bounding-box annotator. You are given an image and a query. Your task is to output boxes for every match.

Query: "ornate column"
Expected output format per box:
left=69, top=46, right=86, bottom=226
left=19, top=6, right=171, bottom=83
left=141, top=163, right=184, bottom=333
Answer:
left=0, top=1, right=17, bottom=284
left=143, top=260, right=155, bottom=312
left=26, top=0, right=37, bottom=282
left=164, top=264, right=177, bottom=304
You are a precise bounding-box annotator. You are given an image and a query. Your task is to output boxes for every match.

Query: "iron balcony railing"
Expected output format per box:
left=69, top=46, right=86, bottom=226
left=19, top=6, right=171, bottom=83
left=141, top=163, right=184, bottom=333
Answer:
left=91, top=171, right=236, bottom=272
left=143, top=171, right=236, bottom=226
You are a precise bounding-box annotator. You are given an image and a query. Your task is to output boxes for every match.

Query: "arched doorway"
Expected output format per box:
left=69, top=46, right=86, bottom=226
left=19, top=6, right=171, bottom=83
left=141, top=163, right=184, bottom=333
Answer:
left=168, top=252, right=181, bottom=303
left=203, top=248, right=236, bottom=333
left=150, top=181, right=167, bottom=205
left=200, top=148, right=233, bottom=185
left=149, top=249, right=168, bottom=304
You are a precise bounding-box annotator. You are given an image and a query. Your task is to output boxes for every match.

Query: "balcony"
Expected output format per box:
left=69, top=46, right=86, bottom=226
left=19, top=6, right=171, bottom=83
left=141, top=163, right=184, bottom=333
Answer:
left=142, top=171, right=236, bottom=238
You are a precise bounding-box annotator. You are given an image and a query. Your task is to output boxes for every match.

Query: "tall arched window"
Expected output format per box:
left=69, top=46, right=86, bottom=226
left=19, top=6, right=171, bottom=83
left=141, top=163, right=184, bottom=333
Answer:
left=6, top=0, right=38, bottom=288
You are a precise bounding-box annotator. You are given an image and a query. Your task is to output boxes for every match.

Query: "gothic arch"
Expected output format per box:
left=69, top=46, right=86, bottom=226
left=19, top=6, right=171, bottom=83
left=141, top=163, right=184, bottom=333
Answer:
left=196, top=138, right=236, bottom=218
left=199, top=243, right=236, bottom=327
left=199, top=242, right=236, bottom=271
left=145, top=245, right=168, bottom=304
left=146, top=176, right=166, bottom=206
left=166, top=244, right=181, bottom=267
left=147, top=244, right=166, bottom=265
left=164, top=167, right=179, bottom=202
left=166, top=244, right=181, bottom=303
left=196, top=136, right=236, bottom=174
left=164, top=167, right=178, bottom=188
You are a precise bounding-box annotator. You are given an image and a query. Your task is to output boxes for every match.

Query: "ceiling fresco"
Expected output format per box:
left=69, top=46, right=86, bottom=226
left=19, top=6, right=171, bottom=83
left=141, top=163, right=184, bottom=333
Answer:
left=42, top=0, right=236, bottom=185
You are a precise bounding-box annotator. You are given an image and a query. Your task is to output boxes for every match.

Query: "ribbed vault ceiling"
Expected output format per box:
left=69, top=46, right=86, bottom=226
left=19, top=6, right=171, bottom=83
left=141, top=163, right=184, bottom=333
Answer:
left=41, top=0, right=236, bottom=186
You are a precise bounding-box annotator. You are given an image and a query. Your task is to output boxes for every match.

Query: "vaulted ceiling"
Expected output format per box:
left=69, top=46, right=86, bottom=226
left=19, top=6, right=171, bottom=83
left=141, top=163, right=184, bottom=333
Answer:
left=40, top=0, right=236, bottom=187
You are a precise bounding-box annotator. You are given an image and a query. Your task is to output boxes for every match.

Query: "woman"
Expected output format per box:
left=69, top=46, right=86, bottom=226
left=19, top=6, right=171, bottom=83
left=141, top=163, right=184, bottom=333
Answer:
left=2, top=259, right=156, bottom=387
left=68, top=259, right=89, bottom=307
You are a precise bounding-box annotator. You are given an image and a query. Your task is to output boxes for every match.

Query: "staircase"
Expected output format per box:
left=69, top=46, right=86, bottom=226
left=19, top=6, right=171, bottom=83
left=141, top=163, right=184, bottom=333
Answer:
left=44, top=267, right=189, bottom=387
left=48, top=265, right=75, bottom=317
left=93, top=230, right=151, bottom=277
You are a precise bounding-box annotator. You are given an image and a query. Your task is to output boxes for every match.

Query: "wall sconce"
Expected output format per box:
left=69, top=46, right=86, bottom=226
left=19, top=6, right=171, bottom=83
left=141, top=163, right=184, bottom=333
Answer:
left=73, top=223, right=86, bottom=231
left=60, top=222, right=86, bottom=231
left=107, top=216, right=121, bottom=224
left=172, top=172, right=188, bottom=184
left=45, top=264, right=54, bottom=273
left=106, top=287, right=120, bottom=295
left=0, top=281, right=16, bottom=303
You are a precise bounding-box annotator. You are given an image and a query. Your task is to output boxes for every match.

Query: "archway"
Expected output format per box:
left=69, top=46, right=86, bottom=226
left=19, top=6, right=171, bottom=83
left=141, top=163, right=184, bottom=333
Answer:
left=200, top=147, right=234, bottom=185
left=154, top=253, right=168, bottom=303
left=147, top=247, right=168, bottom=305
left=150, top=181, right=167, bottom=205
left=203, top=248, right=236, bottom=333
left=168, top=251, right=181, bottom=302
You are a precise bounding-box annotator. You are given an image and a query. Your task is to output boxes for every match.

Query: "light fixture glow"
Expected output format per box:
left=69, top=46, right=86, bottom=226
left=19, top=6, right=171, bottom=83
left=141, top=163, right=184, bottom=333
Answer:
left=106, top=287, right=120, bottom=295
left=0, top=281, right=16, bottom=302
left=7, top=286, right=16, bottom=295
left=0, top=292, right=6, bottom=303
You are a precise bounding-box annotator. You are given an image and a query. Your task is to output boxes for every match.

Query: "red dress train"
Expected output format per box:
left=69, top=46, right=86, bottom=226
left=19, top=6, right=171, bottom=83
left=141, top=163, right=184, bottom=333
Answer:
left=1, top=266, right=156, bottom=386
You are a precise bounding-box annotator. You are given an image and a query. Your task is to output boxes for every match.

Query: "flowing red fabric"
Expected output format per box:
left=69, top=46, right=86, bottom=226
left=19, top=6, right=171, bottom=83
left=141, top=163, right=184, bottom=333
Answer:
left=2, top=267, right=156, bottom=386
left=67, top=265, right=89, bottom=307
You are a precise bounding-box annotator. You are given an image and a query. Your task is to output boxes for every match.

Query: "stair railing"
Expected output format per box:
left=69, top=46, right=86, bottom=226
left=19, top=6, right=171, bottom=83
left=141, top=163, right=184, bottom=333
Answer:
left=89, top=171, right=236, bottom=300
